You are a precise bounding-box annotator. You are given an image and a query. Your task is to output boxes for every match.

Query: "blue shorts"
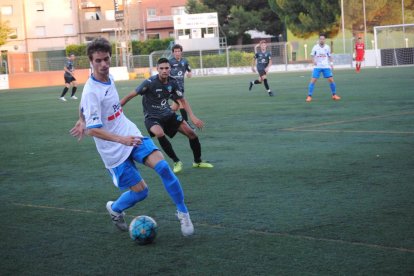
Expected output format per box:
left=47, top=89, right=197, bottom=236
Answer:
left=108, top=137, right=159, bottom=190
left=312, top=68, right=332, bottom=79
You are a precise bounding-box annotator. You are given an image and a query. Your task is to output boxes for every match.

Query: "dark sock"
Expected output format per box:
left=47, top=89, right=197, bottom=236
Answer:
left=254, top=80, right=261, bottom=84
left=158, top=136, right=179, bottom=162
left=61, top=87, right=69, bottom=97
left=189, top=137, right=202, bottom=163
left=180, top=109, right=188, bottom=122
left=264, top=79, right=270, bottom=90
left=71, top=86, right=77, bottom=96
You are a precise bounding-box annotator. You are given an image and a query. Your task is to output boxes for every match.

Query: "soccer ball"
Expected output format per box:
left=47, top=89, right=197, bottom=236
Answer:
left=129, top=215, right=158, bottom=245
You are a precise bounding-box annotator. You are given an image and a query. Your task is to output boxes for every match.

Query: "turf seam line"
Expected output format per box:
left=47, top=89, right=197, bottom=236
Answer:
left=280, top=111, right=414, bottom=131
left=280, top=129, right=414, bottom=134
left=12, top=202, right=414, bottom=254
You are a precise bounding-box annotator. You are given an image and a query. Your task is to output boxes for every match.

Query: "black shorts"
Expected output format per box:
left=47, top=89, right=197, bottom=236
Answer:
left=64, top=75, right=76, bottom=84
left=145, top=113, right=183, bottom=138
left=258, top=69, right=267, bottom=77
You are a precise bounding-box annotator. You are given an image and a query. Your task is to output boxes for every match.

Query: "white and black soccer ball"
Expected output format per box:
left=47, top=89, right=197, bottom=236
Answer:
left=129, top=215, right=158, bottom=245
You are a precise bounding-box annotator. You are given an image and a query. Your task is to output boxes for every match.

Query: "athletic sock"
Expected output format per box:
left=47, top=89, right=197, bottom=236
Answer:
left=154, top=160, right=188, bottom=213
left=330, top=82, right=336, bottom=94
left=61, top=87, right=69, bottom=97
left=263, top=79, right=270, bottom=90
left=254, top=80, right=261, bottom=84
left=189, top=137, right=202, bottom=163
left=111, top=188, right=149, bottom=213
left=158, top=136, right=179, bottom=162
left=71, top=86, right=77, bottom=96
left=180, top=109, right=188, bottom=122
left=308, top=83, right=315, bottom=96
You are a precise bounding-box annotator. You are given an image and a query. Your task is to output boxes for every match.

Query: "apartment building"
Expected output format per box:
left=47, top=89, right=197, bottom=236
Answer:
left=0, top=0, right=187, bottom=54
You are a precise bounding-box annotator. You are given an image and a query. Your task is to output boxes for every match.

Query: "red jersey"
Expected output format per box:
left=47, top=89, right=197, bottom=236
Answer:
left=355, top=42, right=365, bottom=56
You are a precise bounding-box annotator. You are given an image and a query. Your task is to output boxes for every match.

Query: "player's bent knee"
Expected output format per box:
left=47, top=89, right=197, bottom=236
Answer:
left=130, top=179, right=148, bottom=192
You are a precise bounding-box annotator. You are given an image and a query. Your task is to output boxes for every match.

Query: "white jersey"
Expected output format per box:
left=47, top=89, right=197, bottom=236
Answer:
left=81, top=75, right=142, bottom=168
left=310, top=44, right=332, bottom=68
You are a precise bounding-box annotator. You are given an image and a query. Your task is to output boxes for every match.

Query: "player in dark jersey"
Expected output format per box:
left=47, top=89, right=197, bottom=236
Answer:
left=169, top=44, right=193, bottom=126
left=248, top=40, right=274, bottom=96
left=59, top=53, right=78, bottom=101
left=120, top=58, right=213, bottom=174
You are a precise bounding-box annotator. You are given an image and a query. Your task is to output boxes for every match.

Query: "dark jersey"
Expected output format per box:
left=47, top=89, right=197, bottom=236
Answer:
left=64, top=59, right=74, bottom=77
left=169, top=57, right=191, bottom=91
left=255, top=51, right=272, bottom=71
left=135, top=75, right=183, bottom=119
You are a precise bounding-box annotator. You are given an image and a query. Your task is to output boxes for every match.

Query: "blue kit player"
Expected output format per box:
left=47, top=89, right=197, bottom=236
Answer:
left=120, top=58, right=213, bottom=174
left=249, top=40, right=274, bottom=96
left=306, top=34, right=341, bottom=102
left=169, top=44, right=193, bottom=125
left=69, top=38, right=194, bottom=237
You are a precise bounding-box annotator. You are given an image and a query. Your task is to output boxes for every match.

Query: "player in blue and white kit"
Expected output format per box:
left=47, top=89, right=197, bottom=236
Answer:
left=249, top=40, right=274, bottom=96
left=306, top=34, right=341, bottom=102
left=169, top=44, right=192, bottom=125
left=121, top=58, right=213, bottom=174
left=69, top=38, right=194, bottom=237
left=59, top=53, right=78, bottom=101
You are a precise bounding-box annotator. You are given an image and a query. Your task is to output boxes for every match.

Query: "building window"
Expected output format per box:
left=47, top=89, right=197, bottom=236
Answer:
left=147, top=33, right=160, bottom=40
left=171, top=6, right=186, bottom=16
left=36, top=2, right=44, bottom=12
left=147, top=8, right=156, bottom=18
left=35, top=26, right=46, bottom=37
left=1, top=6, right=13, bottom=16
left=85, top=11, right=101, bottom=20
left=106, top=10, right=115, bottom=21
left=63, top=24, right=74, bottom=35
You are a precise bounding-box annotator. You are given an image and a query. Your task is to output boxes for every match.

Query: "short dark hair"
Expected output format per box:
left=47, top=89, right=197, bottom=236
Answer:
left=319, top=33, right=326, bottom=38
left=157, top=57, right=170, bottom=65
left=172, top=44, right=183, bottom=52
left=87, top=37, right=112, bottom=61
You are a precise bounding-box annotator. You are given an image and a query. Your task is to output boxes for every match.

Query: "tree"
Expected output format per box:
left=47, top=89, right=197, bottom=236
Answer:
left=269, top=0, right=341, bottom=39
left=344, top=0, right=414, bottom=35
left=186, top=0, right=284, bottom=45
left=226, top=6, right=262, bottom=45
left=0, top=21, right=12, bottom=47
left=185, top=0, right=213, bottom=13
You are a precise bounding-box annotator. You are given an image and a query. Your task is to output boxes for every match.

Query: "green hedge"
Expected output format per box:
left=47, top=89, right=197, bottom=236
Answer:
left=187, top=51, right=254, bottom=69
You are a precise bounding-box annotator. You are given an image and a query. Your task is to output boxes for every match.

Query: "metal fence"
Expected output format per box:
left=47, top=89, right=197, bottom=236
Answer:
left=0, top=38, right=384, bottom=75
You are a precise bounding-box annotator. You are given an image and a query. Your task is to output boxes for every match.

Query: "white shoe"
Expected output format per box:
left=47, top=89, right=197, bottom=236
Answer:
left=71, top=95, right=78, bottom=100
left=59, top=97, right=67, bottom=102
left=106, top=201, right=128, bottom=231
left=176, top=211, right=194, bottom=236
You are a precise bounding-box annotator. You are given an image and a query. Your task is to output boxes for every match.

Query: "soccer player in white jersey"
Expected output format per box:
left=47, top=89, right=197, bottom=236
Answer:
left=69, top=37, right=194, bottom=237
left=306, top=34, right=341, bottom=102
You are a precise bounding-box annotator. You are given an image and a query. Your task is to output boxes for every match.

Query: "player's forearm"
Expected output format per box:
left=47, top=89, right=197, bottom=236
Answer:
left=86, top=127, right=124, bottom=143
left=120, top=91, right=136, bottom=107
left=179, top=98, right=195, bottom=118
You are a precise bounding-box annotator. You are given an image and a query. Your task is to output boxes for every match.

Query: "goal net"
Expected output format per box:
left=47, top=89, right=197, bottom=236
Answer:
left=374, top=24, right=414, bottom=67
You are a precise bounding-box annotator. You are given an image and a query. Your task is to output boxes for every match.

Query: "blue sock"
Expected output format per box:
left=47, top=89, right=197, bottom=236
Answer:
left=112, top=188, right=148, bottom=213
left=308, top=83, right=315, bottom=96
left=154, top=160, right=188, bottom=213
left=330, top=82, right=336, bottom=94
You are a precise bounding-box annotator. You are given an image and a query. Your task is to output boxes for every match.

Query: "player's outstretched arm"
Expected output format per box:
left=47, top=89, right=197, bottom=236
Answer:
left=120, top=91, right=138, bottom=107
left=178, top=98, right=204, bottom=129
left=70, top=107, right=86, bottom=141
left=87, top=127, right=143, bottom=147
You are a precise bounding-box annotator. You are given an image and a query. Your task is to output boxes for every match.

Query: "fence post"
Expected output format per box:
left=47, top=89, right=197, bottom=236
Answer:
left=199, top=50, right=203, bottom=76
left=35, top=58, right=41, bottom=72
left=226, top=46, right=230, bottom=74
left=149, top=52, right=154, bottom=76
left=284, top=43, right=288, bottom=71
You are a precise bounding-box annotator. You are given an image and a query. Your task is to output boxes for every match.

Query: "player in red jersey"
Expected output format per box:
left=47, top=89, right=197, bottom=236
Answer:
left=355, top=36, right=365, bottom=73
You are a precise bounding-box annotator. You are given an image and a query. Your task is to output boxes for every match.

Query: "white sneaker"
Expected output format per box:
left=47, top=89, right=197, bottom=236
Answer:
left=71, top=95, right=78, bottom=100
left=176, top=211, right=194, bottom=236
left=106, top=201, right=128, bottom=231
left=59, top=97, right=67, bottom=102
